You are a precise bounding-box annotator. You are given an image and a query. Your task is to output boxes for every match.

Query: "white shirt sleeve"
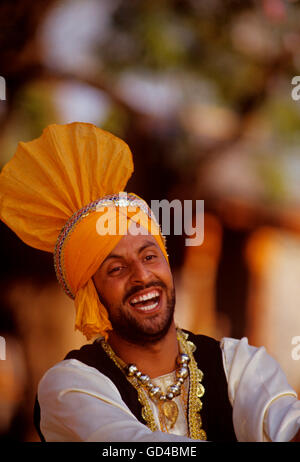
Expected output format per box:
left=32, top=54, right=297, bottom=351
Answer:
left=38, top=359, right=199, bottom=442
left=220, top=337, right=300, bottom=442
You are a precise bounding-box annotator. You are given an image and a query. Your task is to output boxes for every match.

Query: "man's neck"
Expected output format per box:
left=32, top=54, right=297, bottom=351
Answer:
left=107, top=323, right=179, bottom=378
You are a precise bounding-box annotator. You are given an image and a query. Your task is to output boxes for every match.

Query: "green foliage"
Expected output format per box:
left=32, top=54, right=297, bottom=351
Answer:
left=101, top=105, right=130, bottom=139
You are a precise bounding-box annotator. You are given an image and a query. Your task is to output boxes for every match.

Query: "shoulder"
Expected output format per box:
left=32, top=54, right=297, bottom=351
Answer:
left=183, top=329, right=257, bottom=359
left=181, top=329, right=227, bottom=381
left=38, top=357, right=119, bottom=402
left=64, top=341, right=102, bottom=364
left=220, top=336, right=258, bottom=375
left=181, top=329, right=221, bottom=353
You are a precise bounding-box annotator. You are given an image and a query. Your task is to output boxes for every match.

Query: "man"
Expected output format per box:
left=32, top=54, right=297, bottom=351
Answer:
left=0, top=122, right=299, bottom=442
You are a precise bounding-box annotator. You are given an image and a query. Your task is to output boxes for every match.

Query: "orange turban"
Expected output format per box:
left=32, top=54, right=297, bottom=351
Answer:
left=0, top=122, right=168, bottom=340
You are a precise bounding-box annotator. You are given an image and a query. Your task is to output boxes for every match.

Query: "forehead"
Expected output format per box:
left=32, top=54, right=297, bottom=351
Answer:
left=109, top=233, right=159, bottom=257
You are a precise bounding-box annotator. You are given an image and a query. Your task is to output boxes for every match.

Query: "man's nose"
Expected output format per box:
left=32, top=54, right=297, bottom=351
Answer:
left=129, top=260, right=152, bottom=284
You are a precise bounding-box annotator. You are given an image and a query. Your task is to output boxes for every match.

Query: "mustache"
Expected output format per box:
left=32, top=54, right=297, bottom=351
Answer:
left=123, top=281, right=167, bottom=305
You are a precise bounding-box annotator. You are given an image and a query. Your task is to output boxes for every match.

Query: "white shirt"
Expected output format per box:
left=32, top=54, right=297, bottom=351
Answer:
left=37, top=337, right=300, bottom=442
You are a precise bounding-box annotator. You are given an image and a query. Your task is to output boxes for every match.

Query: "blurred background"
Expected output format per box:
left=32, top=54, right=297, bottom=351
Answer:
left=0, top=0, right=300, bottom=441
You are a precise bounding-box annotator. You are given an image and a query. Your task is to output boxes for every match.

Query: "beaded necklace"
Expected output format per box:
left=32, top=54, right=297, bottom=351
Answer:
left=99, top=328, right=207, bottom=440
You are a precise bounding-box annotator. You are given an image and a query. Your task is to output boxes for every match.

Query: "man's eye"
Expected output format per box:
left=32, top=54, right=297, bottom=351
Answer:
left=145, top=254, right=156, bottom=261
left=108, top=266, right=123, bottom=274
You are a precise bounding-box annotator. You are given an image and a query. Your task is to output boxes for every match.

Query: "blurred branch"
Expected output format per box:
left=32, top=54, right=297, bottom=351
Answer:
left=193, top=49, right=294, bottom=167
left=37, top=68, right=141, bottom=118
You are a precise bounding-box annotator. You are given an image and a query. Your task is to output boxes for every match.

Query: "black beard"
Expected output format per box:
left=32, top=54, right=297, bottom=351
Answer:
left=98, top=281, right=176, bottom=346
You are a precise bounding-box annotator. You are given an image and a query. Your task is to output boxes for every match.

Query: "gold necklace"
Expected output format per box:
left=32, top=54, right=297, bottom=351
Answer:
left=99, top=329, right=207, bottom=440
left=125, top=351, right=189, bottom=430
left=179, top=329, right=207, bottom=441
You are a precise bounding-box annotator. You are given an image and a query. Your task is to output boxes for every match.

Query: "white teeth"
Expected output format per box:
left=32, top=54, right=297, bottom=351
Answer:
left=131, top=290, right=160, bottom=305
left=135, top=301, right=159, bottom=312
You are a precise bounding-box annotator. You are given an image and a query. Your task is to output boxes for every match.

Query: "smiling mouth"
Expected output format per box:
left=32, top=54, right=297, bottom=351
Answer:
left=128, top=289, right=161, bottom=312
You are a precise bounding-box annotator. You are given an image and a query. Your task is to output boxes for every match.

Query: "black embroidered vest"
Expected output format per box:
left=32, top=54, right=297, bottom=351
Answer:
left=34, top=331, right=237, bottom=442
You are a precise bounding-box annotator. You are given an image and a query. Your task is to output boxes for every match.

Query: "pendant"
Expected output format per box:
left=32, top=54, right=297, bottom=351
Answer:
left=159, top=400, right=179, bottom=429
